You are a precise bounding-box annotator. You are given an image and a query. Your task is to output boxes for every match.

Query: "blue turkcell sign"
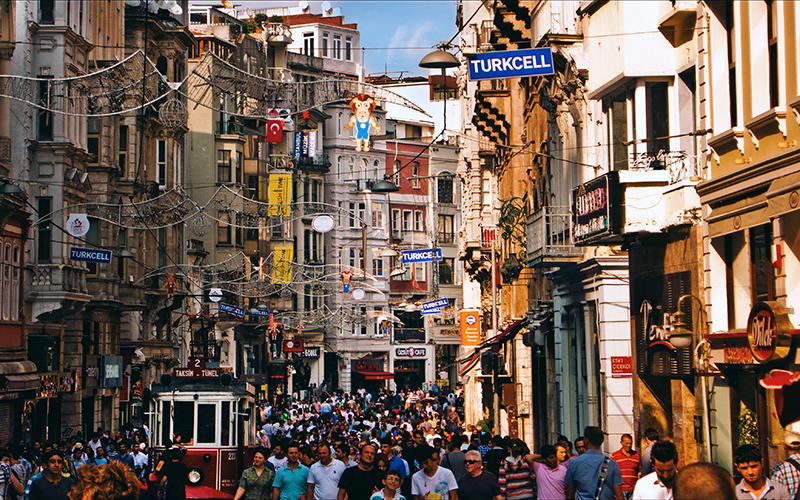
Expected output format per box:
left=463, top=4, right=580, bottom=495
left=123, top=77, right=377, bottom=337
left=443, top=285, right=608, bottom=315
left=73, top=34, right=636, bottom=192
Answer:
left=401, top=248, right=443, bottom=264
left=219, top=303, right=245, bottom=317
left=468, top=48, right=554, bottom=81
left=420, top=308, right=441, bottom=315
left=422, top=298, right=449, bottom=310
left=69, top=247, right=112, bottom=264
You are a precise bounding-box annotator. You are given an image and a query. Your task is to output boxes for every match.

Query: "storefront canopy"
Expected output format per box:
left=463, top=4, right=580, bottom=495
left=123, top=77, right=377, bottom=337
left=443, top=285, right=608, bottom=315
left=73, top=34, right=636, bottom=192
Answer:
left=355, top=371, right=395, bottom=380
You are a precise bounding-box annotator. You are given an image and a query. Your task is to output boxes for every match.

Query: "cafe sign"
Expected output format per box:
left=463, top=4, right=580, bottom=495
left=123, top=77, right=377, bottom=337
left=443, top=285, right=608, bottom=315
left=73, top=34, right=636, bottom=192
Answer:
left=572, top=171, right=619, bottom=245
left=747, top=301, right=793, bottom=363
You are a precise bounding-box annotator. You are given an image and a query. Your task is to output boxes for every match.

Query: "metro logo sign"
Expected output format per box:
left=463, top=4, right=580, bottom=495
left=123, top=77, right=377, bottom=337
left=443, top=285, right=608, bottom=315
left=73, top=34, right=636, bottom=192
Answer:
left=747, top=301, right=793, bottom=363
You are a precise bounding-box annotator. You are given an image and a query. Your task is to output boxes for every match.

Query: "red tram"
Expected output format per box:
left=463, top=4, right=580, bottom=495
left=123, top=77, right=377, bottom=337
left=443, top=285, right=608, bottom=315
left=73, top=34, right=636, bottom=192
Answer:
left=148, top=364, right=257, bottom=499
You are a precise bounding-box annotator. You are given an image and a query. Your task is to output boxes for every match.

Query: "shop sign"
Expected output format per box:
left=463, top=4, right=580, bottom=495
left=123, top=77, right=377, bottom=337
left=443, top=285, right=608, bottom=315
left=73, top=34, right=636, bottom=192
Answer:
left=352, top=359, right=382, bottom=371
left=572, top=171, right=619, bottom=245
left=747, top=301, right=793, bottom=363
left=38, top=374, right=58, bottom=399
left=723, top=346, right=755, bottom=364
left=460, top=310, right=481, bottom=347
left=396, top=347, right=426, bottom=357
left=58, top=372, right=76, bottom=393
left=101, top=356, right=123, bottom=388
left=439, top=329, right=460, bottom=336
left=467, top=48, right=554, bottom=80
left=435, top=378, right=450, bottom=387
left=298, top=347, right=320, bottom=358
left=610, top=356, right=633, bottom=377
left=283, top=339, right=304, bottom=353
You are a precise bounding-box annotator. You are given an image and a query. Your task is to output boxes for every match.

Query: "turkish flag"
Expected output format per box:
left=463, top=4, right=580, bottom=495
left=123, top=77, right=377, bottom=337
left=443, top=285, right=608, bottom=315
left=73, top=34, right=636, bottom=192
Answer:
left=265, top=118, right=283, bottom=143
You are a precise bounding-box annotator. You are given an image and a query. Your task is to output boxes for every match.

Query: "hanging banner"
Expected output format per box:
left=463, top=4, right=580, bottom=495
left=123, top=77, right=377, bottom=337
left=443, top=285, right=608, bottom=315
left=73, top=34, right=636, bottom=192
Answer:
left=268, top=174, right=292, bottom=216
left=66, top=214, right=90, bottom=237
left=460, top=309, right=481, bottom=347
left=294, top=132, right=303, bottom=157
left=273, top=246, right=293, bottom=283
left=307, top=131, right=317, bottom=157
left=265, top=116, right=284, bottom=143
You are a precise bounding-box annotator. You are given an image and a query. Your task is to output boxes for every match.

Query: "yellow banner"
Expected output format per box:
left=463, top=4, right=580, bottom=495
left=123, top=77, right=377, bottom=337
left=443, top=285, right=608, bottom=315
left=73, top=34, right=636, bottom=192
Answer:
left=268, top=174, right=292, bottom=216
left=273, top=246, right=293, bottom=283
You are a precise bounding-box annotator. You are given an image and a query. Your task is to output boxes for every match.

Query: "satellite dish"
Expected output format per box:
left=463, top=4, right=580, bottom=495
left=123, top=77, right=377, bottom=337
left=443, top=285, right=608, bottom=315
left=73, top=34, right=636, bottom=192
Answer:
left=321, top=1, right=332, bottom=14
left=124, top=0, right=141, bottom=6
left=299, top=0, right=309, bottom=12
left=169, top=3, right=182, bottom=14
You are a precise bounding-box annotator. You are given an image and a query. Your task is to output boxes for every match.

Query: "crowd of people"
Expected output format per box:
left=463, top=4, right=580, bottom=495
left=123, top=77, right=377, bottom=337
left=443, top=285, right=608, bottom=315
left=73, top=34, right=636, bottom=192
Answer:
left=6, top=385, right=800, bottom=500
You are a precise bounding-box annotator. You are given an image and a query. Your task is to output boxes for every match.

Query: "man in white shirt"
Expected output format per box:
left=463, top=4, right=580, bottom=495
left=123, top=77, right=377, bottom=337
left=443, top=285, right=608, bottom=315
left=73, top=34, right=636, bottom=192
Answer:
left=307, top=442, right=345, bottom=500
left=411, top=445, right=458, bottom=500
left=632, top=441, right=679, bottom=500
left=269, top=444, right=289, bottom=470
left=733, top=444, right=791, bottom=500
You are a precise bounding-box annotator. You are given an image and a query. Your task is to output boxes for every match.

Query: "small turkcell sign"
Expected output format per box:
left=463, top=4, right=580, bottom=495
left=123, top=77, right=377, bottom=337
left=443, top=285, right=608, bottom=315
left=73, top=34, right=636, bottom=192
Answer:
left=69, top=248, right=112, bottom=264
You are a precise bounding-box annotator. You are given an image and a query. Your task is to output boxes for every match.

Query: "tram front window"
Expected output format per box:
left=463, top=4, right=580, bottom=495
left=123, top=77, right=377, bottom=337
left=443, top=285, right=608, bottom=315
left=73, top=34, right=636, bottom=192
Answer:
left=197, top=404, right=216, bottom=444
left=173, top=402, right=195, bottom=445
left=221, top=401, right=230, bottom=446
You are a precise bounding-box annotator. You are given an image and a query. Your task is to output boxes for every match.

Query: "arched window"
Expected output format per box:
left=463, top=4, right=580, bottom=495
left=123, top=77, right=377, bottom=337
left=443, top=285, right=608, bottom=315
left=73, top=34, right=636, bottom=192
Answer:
left=156, top=56, right=168, bottom=77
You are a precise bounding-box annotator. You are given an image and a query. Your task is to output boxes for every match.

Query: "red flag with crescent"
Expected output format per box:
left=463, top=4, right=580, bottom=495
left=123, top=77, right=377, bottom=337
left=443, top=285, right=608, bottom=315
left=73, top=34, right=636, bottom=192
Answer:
left=266, top=111, right=283, bottom=143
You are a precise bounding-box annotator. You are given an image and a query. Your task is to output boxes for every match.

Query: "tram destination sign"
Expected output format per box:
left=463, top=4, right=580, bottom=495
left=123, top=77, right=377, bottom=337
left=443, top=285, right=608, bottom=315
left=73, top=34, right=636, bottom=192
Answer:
left=467, top=48, right=554, bottom=80
left=173, top=366, right=221, bottom=379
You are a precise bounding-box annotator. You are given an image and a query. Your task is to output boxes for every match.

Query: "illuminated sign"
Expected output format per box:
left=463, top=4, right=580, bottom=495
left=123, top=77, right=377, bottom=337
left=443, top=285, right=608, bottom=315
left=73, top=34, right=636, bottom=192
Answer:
left=747, top=301, right=793, bottom=363
left=572, top=172, right=619, bottom=245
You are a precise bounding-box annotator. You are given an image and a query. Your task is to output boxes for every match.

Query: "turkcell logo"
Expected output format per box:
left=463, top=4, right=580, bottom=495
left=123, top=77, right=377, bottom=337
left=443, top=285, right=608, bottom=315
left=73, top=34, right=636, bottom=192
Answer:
left=468, top=48, right=554, bottom=80
left=401, top=249, right=443, bottom=263
left=69, top=247, right=112, bottom=264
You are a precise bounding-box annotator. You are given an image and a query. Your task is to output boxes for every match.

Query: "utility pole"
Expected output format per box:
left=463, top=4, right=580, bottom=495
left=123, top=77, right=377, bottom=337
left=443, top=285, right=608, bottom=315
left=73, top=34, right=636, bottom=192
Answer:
left=490, top=225, right=500, bottom=433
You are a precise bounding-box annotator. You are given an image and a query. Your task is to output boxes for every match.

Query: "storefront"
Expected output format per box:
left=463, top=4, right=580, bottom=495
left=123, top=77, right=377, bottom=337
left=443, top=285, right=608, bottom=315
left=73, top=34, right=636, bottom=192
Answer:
left=350, top=357, right=393, bottom=393
left=391, top=346, right=432, bottom=391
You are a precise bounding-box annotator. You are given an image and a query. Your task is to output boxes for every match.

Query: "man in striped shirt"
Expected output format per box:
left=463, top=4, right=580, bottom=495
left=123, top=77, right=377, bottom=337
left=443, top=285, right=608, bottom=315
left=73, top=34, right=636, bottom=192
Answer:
left=611, top=434, right=640, bottom=500
left=498, top=439, right=535, bottom=500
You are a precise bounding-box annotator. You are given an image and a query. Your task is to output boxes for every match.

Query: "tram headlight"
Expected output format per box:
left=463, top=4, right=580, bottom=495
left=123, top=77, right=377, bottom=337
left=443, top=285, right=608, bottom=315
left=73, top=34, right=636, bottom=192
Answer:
left=188, top=467, right=204, bottom=485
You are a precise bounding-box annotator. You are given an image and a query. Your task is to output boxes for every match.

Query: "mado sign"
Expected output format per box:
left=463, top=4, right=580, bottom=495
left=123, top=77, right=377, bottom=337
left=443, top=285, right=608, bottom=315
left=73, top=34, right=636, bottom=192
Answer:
left=468, top=48, right=554, bottom=80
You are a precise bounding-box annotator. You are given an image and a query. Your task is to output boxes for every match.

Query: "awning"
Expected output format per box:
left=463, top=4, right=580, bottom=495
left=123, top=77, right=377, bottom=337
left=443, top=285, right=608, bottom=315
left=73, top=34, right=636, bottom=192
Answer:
left=0, top=361, right=37, bottom=375
left=355, top=371, right=395, bottom=380
left=5, top=374, right=40, bottom=392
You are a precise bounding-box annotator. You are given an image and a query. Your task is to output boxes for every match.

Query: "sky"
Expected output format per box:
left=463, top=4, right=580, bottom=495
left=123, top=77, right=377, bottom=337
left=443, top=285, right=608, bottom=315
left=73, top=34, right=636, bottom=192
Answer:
left=233, top=1, right=459, bottom=76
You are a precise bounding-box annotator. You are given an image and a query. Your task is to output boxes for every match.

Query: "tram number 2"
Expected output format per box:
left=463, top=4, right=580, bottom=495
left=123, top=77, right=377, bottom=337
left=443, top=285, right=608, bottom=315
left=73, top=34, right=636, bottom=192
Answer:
left=228, top=453, right=236, bottom=461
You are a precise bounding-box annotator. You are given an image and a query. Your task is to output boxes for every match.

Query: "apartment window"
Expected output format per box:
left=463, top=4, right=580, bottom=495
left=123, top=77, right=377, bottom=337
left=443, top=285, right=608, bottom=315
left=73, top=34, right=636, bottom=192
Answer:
left=236, top=151, right=243, bottom=184
left=414, top=210, right=423, bottom=232
left=392, top=209, right=401, bottom=236
left=217, top=150, right=231, bottom=183
left=119, top=125, right=128, bottom=175
left=439, top=258, right=454, bottom=285
left=117, top=228, right=127, bottom=280
left=373, top=160, right=380, bottom=181
left=272, top=222, right=283, bottom=239
left=373, top=258, right=384, bottom=277
left=725, top=2, right=737, bottom=127
left=360, top=306, right=367, bottom=335
left=414, top=262, right=425, bottom=282
left=303, top=32, right=314, bottom=56
left=437, top=176, right=453, bottom=203
left=750, top=224, right=775, bottom=303
left=39, top=0, right=54, bottom=24
left=358, top=203, right=366, bottom=227
left=402, top=210, right=412, bottom=231
left=349, top=157, right=355, bottom=180
left=394, top=257, right=411, bottom=281
left=218, top=212, right=231, bottom=244
left=411, top=162, right=420, bottom=188
left=349, top=248, right=363, bottom=271
left=610, top=92, right=628, bottom=170
left=37, top=80, right=53, bottom=141
left=767, top=0, right=779, bottom=108
left=372, top=203, right=383, bottom=229
left=333, top=35, right=341, bottom=59
left=393, top=160, right=401, bottom=186
left=87, top=118, right=100, bottom=166
left=37, top=198, right=52, bottom=263
left=348, top=202, right=358, bottom=228
left=322, top=32, right=329, bottom=57
left=345, top=36, right=352, bottom=61
left=646, top=82, right=669, bottom=159
left=157, top=140, right=167, bottom=186
left=438, top=214, right=454, bottom=243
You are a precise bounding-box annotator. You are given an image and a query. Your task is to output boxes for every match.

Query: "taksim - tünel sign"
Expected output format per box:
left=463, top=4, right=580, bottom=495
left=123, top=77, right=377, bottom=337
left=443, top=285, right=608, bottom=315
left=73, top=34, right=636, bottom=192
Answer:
left=468, top=48, right=555, bottom=81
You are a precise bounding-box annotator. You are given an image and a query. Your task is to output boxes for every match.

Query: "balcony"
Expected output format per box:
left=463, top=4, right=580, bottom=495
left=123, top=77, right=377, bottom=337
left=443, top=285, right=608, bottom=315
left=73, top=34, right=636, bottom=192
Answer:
left=393, top=328, right=426, bottom=343
left=293, top=154, right=331, bottom=174
left=526, top=206, right=582, bottom=268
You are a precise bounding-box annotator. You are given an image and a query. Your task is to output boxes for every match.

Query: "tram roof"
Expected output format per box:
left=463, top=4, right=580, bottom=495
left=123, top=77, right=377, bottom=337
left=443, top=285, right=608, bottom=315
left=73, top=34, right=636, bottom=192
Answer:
left=150, top=380, right=255, bottom=397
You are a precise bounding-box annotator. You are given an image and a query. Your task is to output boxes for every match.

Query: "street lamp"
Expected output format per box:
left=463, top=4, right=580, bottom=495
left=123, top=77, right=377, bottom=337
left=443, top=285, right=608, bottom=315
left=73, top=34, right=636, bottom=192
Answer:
left=419, top=43, right=460, bottom=140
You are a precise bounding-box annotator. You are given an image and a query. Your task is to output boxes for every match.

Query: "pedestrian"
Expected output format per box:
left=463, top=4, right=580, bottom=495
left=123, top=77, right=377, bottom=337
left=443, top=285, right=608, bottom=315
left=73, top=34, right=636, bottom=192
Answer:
left=380, top=437, right=408, bottom=483
left=564, top=426, right=624, bottom=500
left=610, top=434, right=640, bottom=500
left=234, top=446, right=275, bottom=500
left=631, top=440, right=678, bottom=500
left=370, top=470, right=406, bottom=500
left=456, top=450, right=501, bottom=500
left=734, top=444, right=791, bottom=500
left=525, top=445, right=566, bottom=500
left=483, top=436, right=508, bottom=477
left=65, top=461, right=141, bottom=500
left=441, top=437, right=467, bottom=481
left=410, top=445, right=458, bottom=500
left=307, top=441, right=345, bottom=500
left=28, top=450, right=74, bottom=500
left=272, top=442, right=309, bottom=500
left=158, top=448, right=189, bottom=500
left=498, top=439, right=534, bottom=500
left=574, top=437, right=586, bottom=456
left=640, top=428, right=659, bottom=477
left=269, top=444, right=288, bottom=470
left=772, top=431, right=800, bottom=497
left=338, top=443, right=383, bottom=500
left=672, top=462, right=736, bottom=500
left=0, top=448, right=24, bottom=500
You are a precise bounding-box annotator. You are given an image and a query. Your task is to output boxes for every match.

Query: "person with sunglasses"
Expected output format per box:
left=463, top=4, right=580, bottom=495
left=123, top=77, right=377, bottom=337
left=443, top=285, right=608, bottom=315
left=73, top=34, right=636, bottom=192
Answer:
left=456, top=451, right=501, bottom=500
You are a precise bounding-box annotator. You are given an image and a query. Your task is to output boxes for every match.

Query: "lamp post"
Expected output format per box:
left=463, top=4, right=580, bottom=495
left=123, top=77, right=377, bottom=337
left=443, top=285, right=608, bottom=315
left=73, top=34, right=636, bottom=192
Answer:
left=419, top=43, right=461, bottom=140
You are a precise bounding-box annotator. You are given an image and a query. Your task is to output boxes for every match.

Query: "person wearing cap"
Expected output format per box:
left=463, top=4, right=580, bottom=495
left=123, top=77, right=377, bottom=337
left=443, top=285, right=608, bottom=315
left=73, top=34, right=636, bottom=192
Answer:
left=772, top=430, right=800, bottom=498
left=67, top=444, right=88, bottom=480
